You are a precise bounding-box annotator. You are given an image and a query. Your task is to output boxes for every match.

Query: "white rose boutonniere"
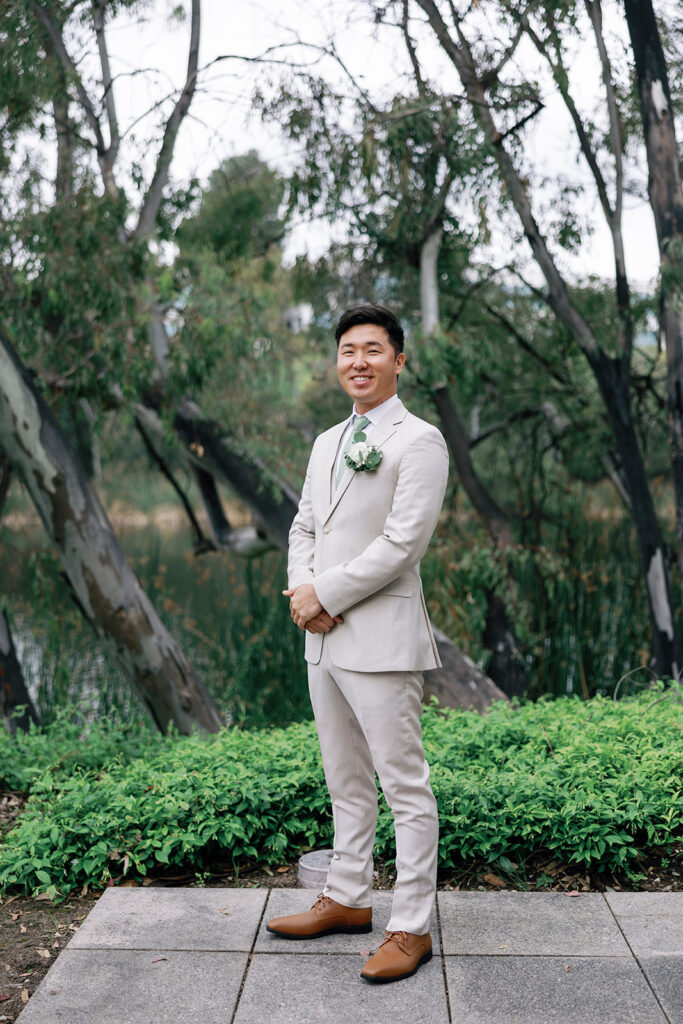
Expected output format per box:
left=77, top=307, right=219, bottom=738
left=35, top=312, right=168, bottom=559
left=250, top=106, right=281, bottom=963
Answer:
left=345, top=428, right=382, bottom=473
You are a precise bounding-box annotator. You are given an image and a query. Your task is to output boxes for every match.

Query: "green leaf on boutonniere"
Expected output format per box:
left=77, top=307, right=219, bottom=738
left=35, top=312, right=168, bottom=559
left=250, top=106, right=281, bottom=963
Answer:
left=352, top=430, right=367, bottom=442
left=364, top=449, right=382, bottom=470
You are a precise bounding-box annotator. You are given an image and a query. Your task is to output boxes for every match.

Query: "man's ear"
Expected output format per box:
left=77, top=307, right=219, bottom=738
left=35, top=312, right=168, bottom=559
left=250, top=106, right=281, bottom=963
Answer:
left=396, top=353, right=406, bottom=374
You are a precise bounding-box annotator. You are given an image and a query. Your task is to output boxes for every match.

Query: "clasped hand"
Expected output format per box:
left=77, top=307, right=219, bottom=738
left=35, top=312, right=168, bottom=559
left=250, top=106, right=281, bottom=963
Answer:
left=282, top=583, right=343, bottom=634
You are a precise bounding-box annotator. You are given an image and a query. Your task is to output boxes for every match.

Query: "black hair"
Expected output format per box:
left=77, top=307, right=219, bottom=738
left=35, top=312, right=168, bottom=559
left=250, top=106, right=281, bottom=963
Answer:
left=334, top=304, right=405, bottom=358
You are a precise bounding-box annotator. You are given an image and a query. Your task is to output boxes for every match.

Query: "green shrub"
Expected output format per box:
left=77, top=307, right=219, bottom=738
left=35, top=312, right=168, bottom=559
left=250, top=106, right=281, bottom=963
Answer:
left=0, top=685, right=681, bottom=899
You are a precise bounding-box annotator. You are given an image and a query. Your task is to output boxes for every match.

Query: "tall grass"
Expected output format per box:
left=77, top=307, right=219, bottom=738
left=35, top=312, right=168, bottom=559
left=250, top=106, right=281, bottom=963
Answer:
left=423, top=508, right=657, bottom=699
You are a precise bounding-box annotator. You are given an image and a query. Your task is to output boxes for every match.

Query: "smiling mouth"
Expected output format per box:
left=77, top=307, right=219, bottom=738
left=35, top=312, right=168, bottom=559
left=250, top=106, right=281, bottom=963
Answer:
left=351, top=375, right=372, bottom=383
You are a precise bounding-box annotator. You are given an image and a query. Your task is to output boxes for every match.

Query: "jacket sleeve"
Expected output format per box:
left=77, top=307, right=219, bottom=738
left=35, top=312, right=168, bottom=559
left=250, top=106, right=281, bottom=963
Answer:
left=287, top=443, right=317, bottom=590
left=313, top=428, right=449, bottom=618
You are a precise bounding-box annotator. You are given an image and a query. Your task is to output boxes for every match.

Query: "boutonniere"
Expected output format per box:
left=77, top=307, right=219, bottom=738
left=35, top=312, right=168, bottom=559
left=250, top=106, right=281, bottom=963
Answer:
left=345, top=428, right=383, bottom=473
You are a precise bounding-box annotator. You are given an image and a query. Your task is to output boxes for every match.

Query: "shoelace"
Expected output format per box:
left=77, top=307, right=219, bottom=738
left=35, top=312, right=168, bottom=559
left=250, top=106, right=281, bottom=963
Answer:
left=313, top=893, right=333, bottom=917
left=379, top=929, right=408, bottom=951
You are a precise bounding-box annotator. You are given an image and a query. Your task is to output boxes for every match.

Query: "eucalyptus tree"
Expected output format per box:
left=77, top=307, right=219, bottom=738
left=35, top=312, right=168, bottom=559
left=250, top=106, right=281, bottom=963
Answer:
left=0, top=0, right=228, bottom=732
left=394, top=0, right=680, bottom=678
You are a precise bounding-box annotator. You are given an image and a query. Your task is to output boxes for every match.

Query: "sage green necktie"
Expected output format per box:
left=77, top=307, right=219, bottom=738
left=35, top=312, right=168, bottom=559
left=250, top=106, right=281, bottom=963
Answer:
left=335, top=414, right=370, bottom=488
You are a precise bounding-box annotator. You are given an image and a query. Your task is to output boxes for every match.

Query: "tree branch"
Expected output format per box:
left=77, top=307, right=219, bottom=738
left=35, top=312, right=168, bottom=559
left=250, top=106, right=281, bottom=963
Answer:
left=134, top=0, right=201, bottom=240
left=134, top=410, right=216, bottom=554
left=483, top=302, right=569, bottom=386
left=402, top=0, right=427, bottom=98
left=92, top=0, right=120, bottom=191
left=28, top=0, right=106, bottom=156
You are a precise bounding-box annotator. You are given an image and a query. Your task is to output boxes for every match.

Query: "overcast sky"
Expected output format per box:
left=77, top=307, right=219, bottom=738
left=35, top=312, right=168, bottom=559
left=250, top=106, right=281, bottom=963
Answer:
left=103, top=0, right=660, bottom=290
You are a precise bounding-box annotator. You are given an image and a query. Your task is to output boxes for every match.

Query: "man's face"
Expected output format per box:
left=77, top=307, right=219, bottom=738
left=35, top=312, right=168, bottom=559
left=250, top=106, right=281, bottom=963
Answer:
left=336, top=324, right=405, bottom=413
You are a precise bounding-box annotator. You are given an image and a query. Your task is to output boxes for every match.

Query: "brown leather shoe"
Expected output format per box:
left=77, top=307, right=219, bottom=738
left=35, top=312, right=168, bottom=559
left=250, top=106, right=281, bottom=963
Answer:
left=360, top=930, right=432, bottom=983
left=266, top=893, right=372, bottom=939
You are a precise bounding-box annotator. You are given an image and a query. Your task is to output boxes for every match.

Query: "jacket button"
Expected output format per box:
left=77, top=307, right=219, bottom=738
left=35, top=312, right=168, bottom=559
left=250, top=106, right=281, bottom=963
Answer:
left=323, top=528, right=330, bottom=534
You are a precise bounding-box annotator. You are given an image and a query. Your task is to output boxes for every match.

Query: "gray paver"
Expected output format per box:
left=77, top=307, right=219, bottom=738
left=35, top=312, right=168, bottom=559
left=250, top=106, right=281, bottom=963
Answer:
left=234, top=952, right=448, bottom=1024
left=439, top=891, right=630, bottom=956
left=16, top=949, right=246, bottom=1024
left=15, top=889, right=683, bottom=1024
left=68, top=886, right=266, bottom=951
left=605, top=892, right=683, bottom=954
left=445, top=955, right=668, bottom=1024
left=640, top=955, right=683, bottom=1024
left=257, top=888, right=440, bottom=954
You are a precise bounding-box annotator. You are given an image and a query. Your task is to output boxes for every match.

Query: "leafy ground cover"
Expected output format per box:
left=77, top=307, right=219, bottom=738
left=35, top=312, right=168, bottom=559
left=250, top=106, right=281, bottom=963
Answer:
left=0, top=685, right=681, bottom=902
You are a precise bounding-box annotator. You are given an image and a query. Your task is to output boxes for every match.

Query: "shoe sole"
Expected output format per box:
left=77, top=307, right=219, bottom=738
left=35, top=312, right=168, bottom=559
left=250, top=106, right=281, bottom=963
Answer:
left=360, top=949, right=433, bottom=984
left=266, top=922, right=372, bottom=940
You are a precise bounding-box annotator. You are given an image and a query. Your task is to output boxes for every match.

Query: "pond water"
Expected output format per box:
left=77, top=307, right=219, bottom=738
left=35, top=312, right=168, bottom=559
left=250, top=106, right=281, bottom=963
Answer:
left=0, top=522, right=309, bottom=728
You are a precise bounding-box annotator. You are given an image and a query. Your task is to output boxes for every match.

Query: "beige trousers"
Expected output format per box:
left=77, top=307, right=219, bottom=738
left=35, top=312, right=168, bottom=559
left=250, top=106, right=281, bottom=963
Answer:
left=308, top=638, right=439, bottom=935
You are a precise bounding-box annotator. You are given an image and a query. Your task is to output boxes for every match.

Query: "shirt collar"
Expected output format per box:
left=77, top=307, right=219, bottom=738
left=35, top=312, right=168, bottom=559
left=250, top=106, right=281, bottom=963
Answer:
left=351, top=392, right=401, bottom=427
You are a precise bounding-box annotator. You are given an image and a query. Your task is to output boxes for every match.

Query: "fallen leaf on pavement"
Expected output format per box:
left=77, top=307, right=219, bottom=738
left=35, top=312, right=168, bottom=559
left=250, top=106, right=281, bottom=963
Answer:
left=20, top=989, right=29, bottom=1004
left=151, top=958, right=167, bottom=964
left=565, top=890, right=581, bottom=897
left=0, top=995, right=9, bottom=1003
left=36, top=949, right=51, bottom=959
left=276, top=866, right=290, bottom=873
left=219, top=906, right=230, bottom=915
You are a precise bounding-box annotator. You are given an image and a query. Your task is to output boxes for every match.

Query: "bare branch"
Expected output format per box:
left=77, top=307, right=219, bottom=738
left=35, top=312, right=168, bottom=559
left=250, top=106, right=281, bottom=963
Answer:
left=513, top=2, right=632, bottom=357
left=28, top=0, right=106, bottom=155
left=92, top=0, right=120, bottom=190
left=480, top=24, right=524, bottom=87
left=134, top=0, right=201, bottom=240
left=483, top=302, right=570, bottom=386
left=584, top=0, right=631, bottom=359
left=469, top=407, right=541, bottom=448
left=402, top=0, right=427, bottom=97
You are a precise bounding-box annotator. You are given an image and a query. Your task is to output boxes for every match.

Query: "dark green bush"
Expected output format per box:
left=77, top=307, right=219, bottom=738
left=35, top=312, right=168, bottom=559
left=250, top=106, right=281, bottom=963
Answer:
left=0, top=685, right=681, bottom=899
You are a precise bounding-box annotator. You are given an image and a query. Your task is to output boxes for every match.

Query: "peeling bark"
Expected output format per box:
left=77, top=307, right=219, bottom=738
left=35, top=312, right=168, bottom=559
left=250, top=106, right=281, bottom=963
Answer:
left=0, top=610, right=39, bottom=735
left=420, top=227, right=442, bottom=335
left=0, top=331, right=222, bottom=734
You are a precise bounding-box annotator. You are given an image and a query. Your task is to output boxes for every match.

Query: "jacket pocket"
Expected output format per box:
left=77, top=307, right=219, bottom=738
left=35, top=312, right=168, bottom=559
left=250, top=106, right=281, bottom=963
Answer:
left=379, top=574, right=413, bottom=597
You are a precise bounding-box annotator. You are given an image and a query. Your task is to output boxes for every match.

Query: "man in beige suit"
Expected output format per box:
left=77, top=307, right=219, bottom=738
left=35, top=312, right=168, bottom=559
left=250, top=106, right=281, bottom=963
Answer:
left=267, top=304, right=449, bottom=983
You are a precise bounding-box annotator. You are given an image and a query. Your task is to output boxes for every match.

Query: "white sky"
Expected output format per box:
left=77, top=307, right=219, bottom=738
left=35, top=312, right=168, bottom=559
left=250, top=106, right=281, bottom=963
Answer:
left=102, top=0, right=661, bottom=290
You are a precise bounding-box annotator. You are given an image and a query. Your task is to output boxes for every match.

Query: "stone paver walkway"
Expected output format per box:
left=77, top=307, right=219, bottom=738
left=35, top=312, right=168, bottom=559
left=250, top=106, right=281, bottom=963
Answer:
left=16, top=888, right=683, bottom=1023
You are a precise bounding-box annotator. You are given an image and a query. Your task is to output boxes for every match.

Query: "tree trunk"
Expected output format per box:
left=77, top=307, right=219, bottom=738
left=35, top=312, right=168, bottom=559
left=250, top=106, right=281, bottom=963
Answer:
left=589, top=349, right=679, bottom=676
left=623, top=0, right=683, bottom=619
left=0, top=331, right=223, bottom=734
left=0, top=610, right=39, bottom=734
left=418, top=229, right=527, bottom=695
left=432, top=385, right=529, bottom=696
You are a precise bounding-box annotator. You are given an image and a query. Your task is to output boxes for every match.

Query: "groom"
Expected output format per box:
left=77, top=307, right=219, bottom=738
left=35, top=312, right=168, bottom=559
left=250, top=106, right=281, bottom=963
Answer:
left=267, top=304, right=449, bottom=983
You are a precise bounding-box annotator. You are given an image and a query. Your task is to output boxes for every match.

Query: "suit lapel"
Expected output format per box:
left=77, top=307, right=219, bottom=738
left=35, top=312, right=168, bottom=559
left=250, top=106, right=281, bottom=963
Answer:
left=321, top=400, right=408, bottom=525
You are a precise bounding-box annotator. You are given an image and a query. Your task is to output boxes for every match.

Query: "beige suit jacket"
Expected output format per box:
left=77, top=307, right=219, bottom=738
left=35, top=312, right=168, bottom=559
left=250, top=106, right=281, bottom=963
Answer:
left=288, top=399, right=449, bottom=672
